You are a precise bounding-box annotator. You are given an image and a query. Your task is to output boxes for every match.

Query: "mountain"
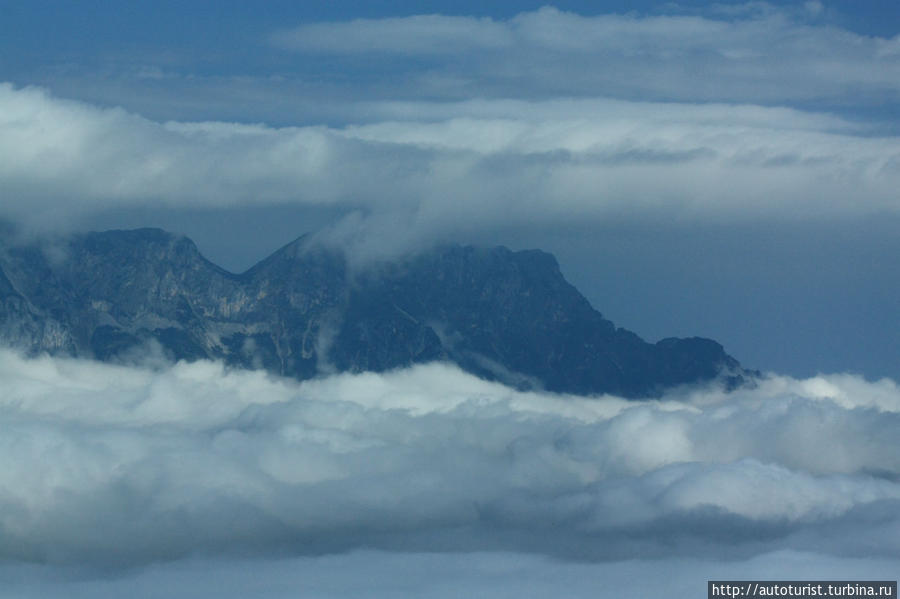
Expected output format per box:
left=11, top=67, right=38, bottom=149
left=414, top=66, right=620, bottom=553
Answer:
left=0, top=228, right=750, bottom=397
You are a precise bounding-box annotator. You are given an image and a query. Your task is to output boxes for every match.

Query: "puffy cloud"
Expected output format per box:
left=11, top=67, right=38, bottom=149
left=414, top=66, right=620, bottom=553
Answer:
left=3, top=5, right=897, bottom=593
left=2, top=83, right=899, bottom=258
left=0, top=348, right=898, bottom=570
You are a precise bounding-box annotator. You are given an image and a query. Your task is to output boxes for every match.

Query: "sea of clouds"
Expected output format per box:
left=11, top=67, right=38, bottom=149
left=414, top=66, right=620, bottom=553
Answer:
left=2, top=4, right=899, bottom=595
left=0, top=349, right=897, bottom=596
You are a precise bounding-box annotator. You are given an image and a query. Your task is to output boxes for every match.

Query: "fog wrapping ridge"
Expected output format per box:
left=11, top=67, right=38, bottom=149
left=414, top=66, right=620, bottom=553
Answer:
left=0, top=349, right=897, bottom=575
left=1, top=3, right=899, bottom=595
left=2, top=83, right=898, bottom=251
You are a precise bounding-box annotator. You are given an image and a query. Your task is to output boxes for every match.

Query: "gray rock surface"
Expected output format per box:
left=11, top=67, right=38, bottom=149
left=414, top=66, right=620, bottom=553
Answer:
left=0, top=228, right=750, bottom=397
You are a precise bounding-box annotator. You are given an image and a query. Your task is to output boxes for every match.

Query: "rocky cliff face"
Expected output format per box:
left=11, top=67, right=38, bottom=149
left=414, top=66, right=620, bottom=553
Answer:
left=0, top=228, right=749, bottom=397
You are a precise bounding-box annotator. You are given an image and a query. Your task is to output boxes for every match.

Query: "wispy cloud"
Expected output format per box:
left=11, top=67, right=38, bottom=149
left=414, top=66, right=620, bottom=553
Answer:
left=2, top=4, right=898, bottom=596
left=5, top=4, right=900, bottom=260
left=271, top=14, right=514, bottom=55
left=271, top=6, right=900, bottom=106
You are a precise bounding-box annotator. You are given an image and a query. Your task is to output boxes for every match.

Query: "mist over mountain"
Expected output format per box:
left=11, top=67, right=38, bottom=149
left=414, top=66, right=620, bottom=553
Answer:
left=0, top=227, right=748, bottom=397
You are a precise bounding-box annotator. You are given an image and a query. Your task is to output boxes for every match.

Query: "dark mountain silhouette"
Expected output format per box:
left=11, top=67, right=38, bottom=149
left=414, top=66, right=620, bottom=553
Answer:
left=0, top=228, right=750, bottom=396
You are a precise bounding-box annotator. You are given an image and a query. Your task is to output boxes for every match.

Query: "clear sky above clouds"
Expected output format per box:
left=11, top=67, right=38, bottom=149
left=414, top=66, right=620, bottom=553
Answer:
left=1, top=0, right=898, bottom=378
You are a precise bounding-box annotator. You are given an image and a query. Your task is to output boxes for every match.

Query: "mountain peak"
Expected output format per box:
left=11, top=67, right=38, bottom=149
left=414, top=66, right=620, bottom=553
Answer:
left=0, top=227, right=752, bottom=397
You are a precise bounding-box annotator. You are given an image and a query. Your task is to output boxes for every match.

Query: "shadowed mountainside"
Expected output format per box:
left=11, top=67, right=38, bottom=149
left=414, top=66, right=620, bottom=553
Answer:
left=0, top=228, right=750, bottom=396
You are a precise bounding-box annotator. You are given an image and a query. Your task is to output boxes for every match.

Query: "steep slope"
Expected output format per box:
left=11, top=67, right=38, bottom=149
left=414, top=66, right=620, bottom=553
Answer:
left=0, top=228, right=749, bottom=397
left=336, top=245, right=742, bottom=395
left=0, top=262, right=75, bottom=354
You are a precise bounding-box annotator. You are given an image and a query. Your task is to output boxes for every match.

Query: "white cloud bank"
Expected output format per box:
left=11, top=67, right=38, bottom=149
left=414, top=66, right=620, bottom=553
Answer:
left=0, top=349, right=898, bottom=570
left=271, top=6, right=900, bottom=106
left=2, top=83, right=899, bottom=257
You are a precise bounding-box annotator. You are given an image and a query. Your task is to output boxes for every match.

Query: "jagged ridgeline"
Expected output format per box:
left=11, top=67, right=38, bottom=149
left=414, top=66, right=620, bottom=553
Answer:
left=0, top=228, right=750, bottom=397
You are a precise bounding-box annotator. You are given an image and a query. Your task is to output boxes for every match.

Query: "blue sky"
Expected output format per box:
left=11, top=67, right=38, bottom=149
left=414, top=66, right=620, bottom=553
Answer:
left=1, top=3, right=900, bottom=597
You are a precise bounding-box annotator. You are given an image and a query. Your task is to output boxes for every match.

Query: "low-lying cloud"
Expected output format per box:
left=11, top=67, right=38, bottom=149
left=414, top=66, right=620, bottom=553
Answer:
left=2, top=83, right=899, bottom=258
left=3, top=550, right=898, bottom=599
left=1, top=348, right=898, bottom=569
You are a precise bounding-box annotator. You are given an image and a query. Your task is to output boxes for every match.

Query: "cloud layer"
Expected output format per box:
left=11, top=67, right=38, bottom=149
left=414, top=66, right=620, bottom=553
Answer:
left=3, top=6, right=898, bottom=595
left=271, top=6, right=900, bottom=106
left=1, top=349, right=898, bottom=569
left=4, top=5, right=900, bottom=259
left=2, top=83, right=899, bottom=258
left=3, top=550, right=898, bottom=599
